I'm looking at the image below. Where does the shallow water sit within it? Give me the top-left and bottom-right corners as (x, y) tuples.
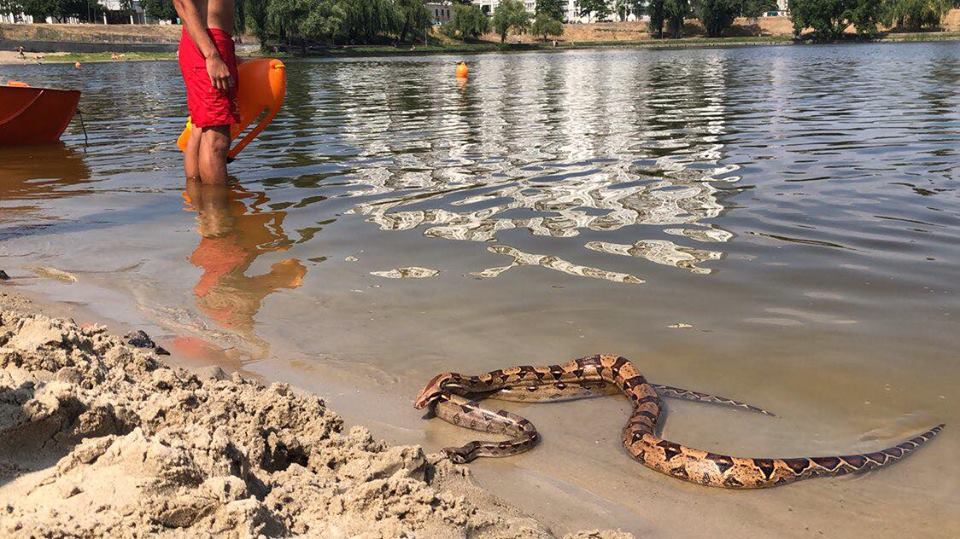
(1, 43), (959, 537)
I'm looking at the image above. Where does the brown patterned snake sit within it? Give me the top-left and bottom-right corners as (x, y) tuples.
(414, 355), (944, 489)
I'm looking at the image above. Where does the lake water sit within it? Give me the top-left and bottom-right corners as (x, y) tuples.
(1, 43), (958, 537)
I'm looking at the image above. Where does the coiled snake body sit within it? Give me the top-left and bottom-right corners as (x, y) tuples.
(414, 355), (943, 489)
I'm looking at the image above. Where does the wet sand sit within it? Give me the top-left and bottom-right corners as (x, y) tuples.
(3, 279), (955, 538)
(0, 290), (629, 538)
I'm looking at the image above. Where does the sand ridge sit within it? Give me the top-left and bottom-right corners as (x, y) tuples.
(0, 293), (632, 538)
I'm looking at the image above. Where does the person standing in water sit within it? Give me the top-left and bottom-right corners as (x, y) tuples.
(173, 0), (239, 184)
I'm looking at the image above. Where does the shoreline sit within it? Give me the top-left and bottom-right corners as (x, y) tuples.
(0, 289), (629, 538)
(3, 32), (960, 65)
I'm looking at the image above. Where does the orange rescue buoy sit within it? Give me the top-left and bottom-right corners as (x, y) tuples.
(456, 61), (468, 79)
(177, 58), (286, 159)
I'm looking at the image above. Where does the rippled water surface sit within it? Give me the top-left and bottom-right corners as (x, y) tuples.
(2, 44), (959, 537)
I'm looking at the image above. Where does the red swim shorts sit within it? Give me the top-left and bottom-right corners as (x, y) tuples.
(178, 27), (240, 128)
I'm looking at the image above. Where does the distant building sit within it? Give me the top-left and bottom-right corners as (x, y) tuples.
(469, 1), (639, 23)
(473, 1), (536, 16)
(426, 2), (454, 24)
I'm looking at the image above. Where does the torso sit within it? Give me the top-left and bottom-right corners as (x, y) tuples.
(195, 0), (235, 33)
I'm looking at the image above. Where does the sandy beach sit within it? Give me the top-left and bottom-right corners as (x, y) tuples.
(0, 290), (630, 538)
(0, 50), (65, 64)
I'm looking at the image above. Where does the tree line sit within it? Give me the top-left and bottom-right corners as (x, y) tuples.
(443, 0), (566, 42)
(447, 0), (955, 42)
(636, 0), (955, 39)
(3, 0), (957, 44)
(252, 0), (433, 46)
(1, 0), (132, 23)
(790, 0), (956, 38)
(0, 0), (434, 46)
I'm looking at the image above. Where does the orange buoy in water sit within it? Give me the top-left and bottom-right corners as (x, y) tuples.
(177, 58), (287, 159)
(74, 62), (81, 69)
(456, 61), (468, 79)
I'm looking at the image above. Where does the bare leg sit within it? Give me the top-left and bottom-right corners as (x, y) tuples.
(198, 125), (230, 185)
(184, 126), (202, 180)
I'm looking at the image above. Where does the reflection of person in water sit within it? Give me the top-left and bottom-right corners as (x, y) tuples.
(184, 179), (306, 336)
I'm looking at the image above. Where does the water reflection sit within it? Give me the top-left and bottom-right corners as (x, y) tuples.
(585, 239), (722, 274)
(475, 244), (646, 283)
(184, 180), (306, 340)
(0, 145), (92, 222)
(328, 54), (739, 282)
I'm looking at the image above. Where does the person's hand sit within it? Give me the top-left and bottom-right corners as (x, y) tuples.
(205, 53), (233, 91)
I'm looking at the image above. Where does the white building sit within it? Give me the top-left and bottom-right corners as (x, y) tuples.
(473, 1), (536, 15)
(470, 1), (639, 23)
(426, 2), (454, 24)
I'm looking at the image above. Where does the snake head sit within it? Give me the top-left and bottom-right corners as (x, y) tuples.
(442, 447), (470, 464)
(414, 372), (456, 409)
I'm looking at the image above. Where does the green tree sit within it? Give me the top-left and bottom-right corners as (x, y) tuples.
(20, 0), (96, 22)
(143, 0), (177, 21)
(19, 0), (53, 22)
(492, 0), (531, 43)
(741, 0), (778, 17)
(531, 11), (564, 39)
(578, 0), (613, 21)
(85, 0), (106, 22)
(535, 0), (566, 20)
(266, 0), (347, 49)
(614, 0), (642, 20)
(303, 0), (349, 42)
(647, 0), (667, 37)
(341, 0), (401, 43)
(117, 0), (133, 16)
(235, 0), (245, 36)
(245, 0), (270, 45)
(846, 0), (883, 34)
(791, 0), (847, 37)
(395, 0), (431, 42)
(664, 0), (689, 37)
(693, 0), (739, 36)
(884, 0), (951, 30)
(451, 3), (489, 39)
(790, 0), (882, 39)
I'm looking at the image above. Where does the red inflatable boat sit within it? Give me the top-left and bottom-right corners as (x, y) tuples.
(0, 81), (81, 145)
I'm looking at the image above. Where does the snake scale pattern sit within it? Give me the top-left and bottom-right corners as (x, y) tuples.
(414, 354), (944, 489)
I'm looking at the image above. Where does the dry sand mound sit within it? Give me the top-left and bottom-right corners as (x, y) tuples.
(0, 298), (632, 538)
